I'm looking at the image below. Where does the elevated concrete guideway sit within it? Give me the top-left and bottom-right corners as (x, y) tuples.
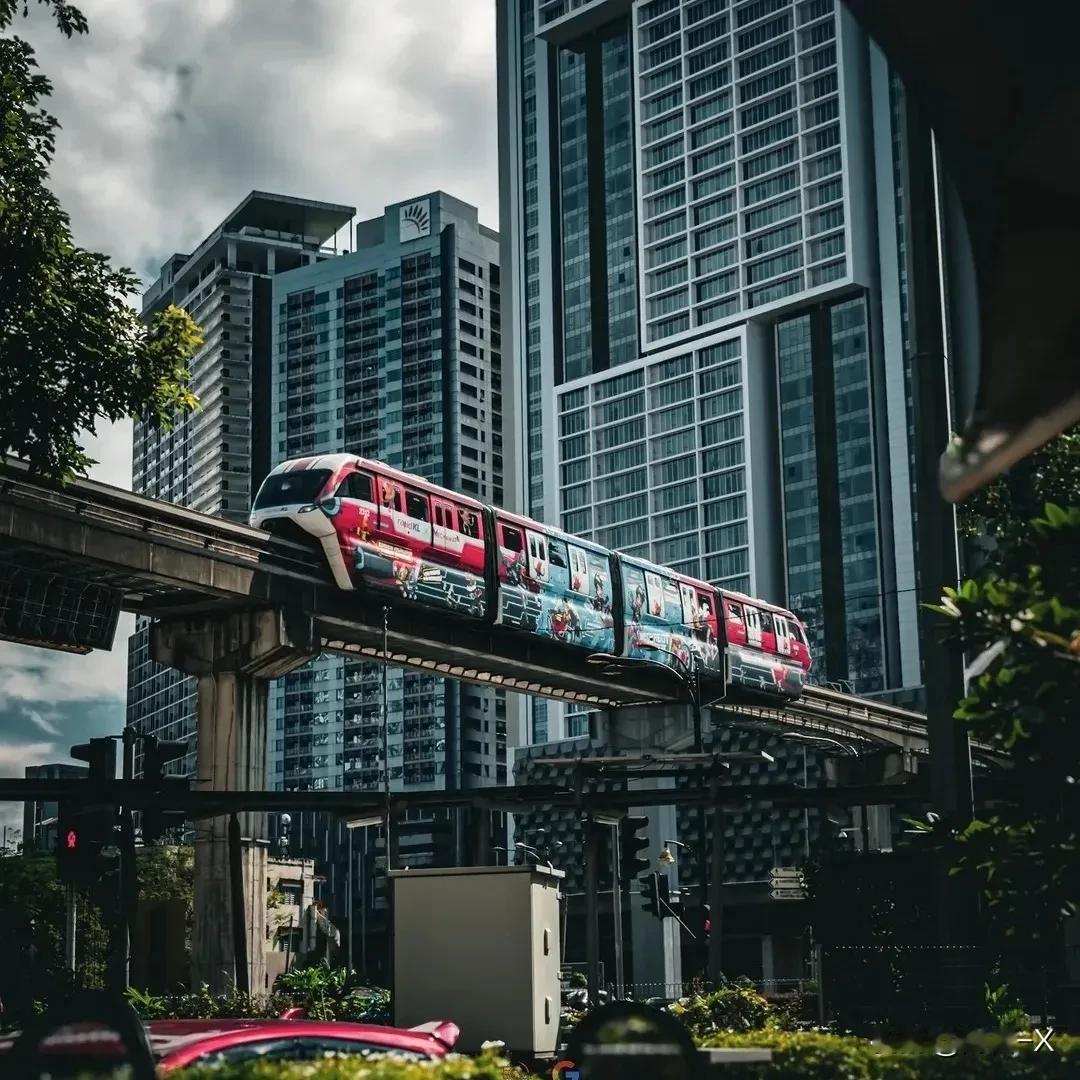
(0, 457), (984, 756)
(0, 459), (985, 990)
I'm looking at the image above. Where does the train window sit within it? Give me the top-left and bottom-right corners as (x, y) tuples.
(406, 492), (428, 522)
(377, 477), (402, 513)
(569, 547), (589, 591)
(548, 539), (568, 570)
(663, 579), (683, 624)
(339, 472), (372, 500)
(645, 572), (665, 618)
(694, 593), (714, 641)
(760, 611), (775, 633)
(501, 524), (523, 552)
(433, 505), (444, 527)
(726, 601), (743, 621)
(459, 508), (480, 539)
(680, 583), (697, 625)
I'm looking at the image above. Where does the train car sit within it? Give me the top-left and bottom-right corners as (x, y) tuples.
(719, 589), (812, 698)
(617, 553), (722, 678)
(251, 455), (488, 618)
(491, 509), (616, 653)
(251, 455), (814, 701)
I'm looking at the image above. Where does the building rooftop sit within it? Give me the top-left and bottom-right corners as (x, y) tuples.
(223, 191), (355, 246)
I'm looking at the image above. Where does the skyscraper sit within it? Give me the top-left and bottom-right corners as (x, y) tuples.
(498, 0), (922, 740)
(127, 192), (355, 771)
(268, 192), (507, 804)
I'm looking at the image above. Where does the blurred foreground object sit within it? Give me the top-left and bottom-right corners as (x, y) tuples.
(845, 0), (1080, 501)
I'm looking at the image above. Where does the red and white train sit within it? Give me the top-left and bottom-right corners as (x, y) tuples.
(251, 454), (813, 699)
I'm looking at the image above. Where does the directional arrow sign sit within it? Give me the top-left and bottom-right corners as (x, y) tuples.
(769, 867), (804, 880)
(770, 887), (806, 901)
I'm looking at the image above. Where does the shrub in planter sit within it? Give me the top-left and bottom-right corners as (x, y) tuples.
(167, 1049), (519, 1080)
(668, 986), (772, 1037)
(699, 1029), (1080, 1079)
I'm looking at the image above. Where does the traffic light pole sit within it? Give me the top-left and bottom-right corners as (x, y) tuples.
(609, 822), (624, 998)
(707, 779), (725, 986)
(65, 884), (77, 974)
(228, 813), (249, 994)
(584, 818), (601, 1007)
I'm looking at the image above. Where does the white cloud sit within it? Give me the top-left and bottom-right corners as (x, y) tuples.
(24, 708), (62, 737)
(1, 0), (498, 754)
(0, 613), (134, 707)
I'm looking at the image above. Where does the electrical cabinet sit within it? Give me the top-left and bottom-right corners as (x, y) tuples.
(391, 865), (564, 1054)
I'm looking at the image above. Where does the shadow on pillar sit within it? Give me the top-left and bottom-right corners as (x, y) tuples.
(152, 608), (315, 993)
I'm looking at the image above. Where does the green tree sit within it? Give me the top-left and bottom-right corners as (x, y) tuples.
(0, 854), (109, 1025)
(924, 433), (1080, 994)
(958, 427), (1080, 560)
(0, 0), (200, 482)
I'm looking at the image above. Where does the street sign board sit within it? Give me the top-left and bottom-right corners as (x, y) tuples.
(770, 887), (806, 901)
(769, 867), (803, 880)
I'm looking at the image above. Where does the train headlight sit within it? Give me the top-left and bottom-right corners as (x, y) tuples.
(297, 504), (319, 513)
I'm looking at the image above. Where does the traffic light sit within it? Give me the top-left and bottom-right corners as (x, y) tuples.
(641, 871), (660, 918)
(140, 735), (188, 844)
(142, 735), (188, 782)
(70, 737), (116, 780)
(640, 872), (676, 920)
(56, 738), (119, 887)
(55, 800), (117, 887)
(619, 815), (650, 885)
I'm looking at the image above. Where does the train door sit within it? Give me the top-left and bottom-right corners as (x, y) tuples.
(744, 605), (762, 648)
(455, 503), (486, 577)
(644, 572), (665, 619)
(374, 474), (403, 531)
(569, 546), (589, 596)
(527, 530), (550, 584)
(723, 596), (747, 648)
(773, 613), (793, 657)
(759, 609), (777, 653)
(680, 583), (697, 633)
(430, 496), (460, 566)
(497, 520), (527, 586)
(401, 488), (433, 556)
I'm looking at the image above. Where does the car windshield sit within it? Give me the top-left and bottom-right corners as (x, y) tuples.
(253, 469), (332, 509)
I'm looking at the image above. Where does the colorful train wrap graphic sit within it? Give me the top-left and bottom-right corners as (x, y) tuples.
(251, 454), (813, 700)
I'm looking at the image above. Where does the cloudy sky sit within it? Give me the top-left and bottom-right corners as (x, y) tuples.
(0, 0), (500, 833)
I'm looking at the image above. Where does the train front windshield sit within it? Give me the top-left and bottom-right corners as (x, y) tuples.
(253, 469), (332, 510)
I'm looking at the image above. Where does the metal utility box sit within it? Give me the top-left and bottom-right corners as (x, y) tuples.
(391, 865), (564, 1055)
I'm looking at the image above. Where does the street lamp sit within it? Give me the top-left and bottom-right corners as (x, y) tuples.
(658, 839), (689, 866)
(345, 813), (383, 975)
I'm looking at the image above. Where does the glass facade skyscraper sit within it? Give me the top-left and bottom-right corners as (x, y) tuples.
(127, 193), (355, 770)
(498, 0), (925, 737)
(268, 193), (506, 798)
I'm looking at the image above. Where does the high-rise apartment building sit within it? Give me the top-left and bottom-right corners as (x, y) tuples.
(127, 192), (355, 770)
(267, 192), (507, 802)
(498, 0), (922, 740)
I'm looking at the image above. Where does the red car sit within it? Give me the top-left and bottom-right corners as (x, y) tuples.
(0, 1016), (460, 1073)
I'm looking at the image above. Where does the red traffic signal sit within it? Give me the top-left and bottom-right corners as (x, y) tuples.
(65, 829), (78, 850)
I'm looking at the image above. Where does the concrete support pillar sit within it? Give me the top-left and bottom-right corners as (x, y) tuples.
(153, 609), (315, 993)
(628, 778), (682, 998)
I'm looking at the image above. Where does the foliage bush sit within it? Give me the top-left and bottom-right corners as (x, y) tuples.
(700, 1029), (1080, 1078)
(78, 1051), (516, 1080)
(124, 964), (392, 1025)
(667, 986), (773, 1037)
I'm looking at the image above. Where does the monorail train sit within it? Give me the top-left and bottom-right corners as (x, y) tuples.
(251, 454), (813, 699)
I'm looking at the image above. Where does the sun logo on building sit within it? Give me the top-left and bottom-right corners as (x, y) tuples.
(400, 199), (431, 240)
